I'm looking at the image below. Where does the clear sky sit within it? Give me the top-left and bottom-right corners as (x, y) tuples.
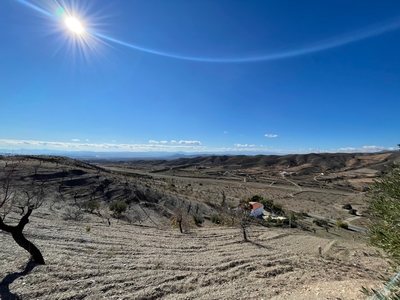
(0, 0), (399, 154)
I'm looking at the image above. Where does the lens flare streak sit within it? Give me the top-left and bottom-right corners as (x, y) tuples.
(15, 0), (400, 63)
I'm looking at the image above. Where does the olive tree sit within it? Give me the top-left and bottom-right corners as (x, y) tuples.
(0, 162), (45, 265)
(368, 165), (400, 264)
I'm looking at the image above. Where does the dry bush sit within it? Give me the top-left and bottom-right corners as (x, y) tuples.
(171, 207), (193, 233)
(63, 206), (84, 221)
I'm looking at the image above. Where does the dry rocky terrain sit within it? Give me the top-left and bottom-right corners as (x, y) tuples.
(0, 154), (397, 299)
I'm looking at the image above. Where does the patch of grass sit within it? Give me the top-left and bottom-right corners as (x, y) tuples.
(109, 200), (128, 218)
(336, 219), (349, 229)
(192, 214), (204, 226)
(313, 218), (329, 227)
(210, 213), (223, 225)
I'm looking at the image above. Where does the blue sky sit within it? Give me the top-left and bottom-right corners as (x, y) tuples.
(0, 0), (399, 154)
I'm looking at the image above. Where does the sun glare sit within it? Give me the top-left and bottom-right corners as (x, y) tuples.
(64, 16), (85, 35)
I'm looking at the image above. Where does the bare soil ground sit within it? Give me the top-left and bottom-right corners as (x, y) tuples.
(0, 154), (396, 299)
(0, 210), (390, 300)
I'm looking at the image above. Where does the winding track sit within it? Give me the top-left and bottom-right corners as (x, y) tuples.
(102, 166), (355, 196)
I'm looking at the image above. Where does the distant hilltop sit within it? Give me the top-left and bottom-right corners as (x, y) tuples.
(117, 151), (400, 175)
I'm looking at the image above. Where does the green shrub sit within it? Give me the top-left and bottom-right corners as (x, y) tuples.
(83, 199), (100, 213)
(109, 200), (128, 218)
(211, 213), (223, 225)
(193, 214), (204, 226)
(336, 220), (349, 229)
(368, 165), (400, 264)
(342, 203), (352, 210)
(313, 218), (329, 227)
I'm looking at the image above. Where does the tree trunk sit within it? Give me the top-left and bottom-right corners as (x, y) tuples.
(11, 230), (45, 265)
(241, 224), (248, 242)
(178, 220), (183, 233)
(0, 208), (45, 265)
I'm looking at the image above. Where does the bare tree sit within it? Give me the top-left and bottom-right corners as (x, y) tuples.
(221, 200), (252, 242)
(234, 207), (251, 242)
(171, 204), (193, 234)
(0, 162), (46, 265)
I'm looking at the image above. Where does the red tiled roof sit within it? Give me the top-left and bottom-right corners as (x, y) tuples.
(250, 202), (263, 210)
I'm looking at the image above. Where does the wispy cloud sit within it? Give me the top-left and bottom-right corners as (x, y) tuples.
(338, 145), (395, 153)
(0, 139), (395, 155)
(178, 140), (202, 145)
(0, 139), (204, 153)
(234, 143), (256, 148)
(71, 138), (80, 142)
(265, 133), (278, 138)
(149, 139), (202, 146)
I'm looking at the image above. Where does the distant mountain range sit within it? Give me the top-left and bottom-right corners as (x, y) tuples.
(0, 149), (203, 160)
(118, 151), (400, 174)
(1, 149), (399, 166)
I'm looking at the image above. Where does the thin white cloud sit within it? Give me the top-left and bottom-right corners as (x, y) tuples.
(71, 139), (80, 142)
(0, 139), (204, 153)
(337, 147), (357, 152)
(234, 143), (256, 148)
(337, 145), (394, 153)
(178, 140), (202, 145)
(362, 145), (385, 151)
(0, 139), (395, 155)
(265, 133), (278, 138)
(149, 139), (202, 146)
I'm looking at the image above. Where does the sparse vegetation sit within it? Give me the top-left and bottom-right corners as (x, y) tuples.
(1, 154), (398, 298)
(336, 219), (349, 229)
(192, 213), (204, 226)
(313, 218), (329, 227)
(171, 207), (192, 233)
(368, 165), (400, 263)
(342, 203), (353, 210)
(210, 213), (223, 225)
(63, 206), (84, 221)
(109, 200), (128, 218)
(82, 199), (101, 214)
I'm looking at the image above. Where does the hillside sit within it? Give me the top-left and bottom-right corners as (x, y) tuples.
(105, 151), (400, 192)
(116, 151), (400, 173)
(0, 155), (394, 299)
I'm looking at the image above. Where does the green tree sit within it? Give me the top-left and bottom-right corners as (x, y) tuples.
(368, 165), (400, 263)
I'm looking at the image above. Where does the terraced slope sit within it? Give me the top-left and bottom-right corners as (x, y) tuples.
(0, 211), (388, 300)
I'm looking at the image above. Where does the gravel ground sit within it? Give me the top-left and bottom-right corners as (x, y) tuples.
(0, 210), (390, 300)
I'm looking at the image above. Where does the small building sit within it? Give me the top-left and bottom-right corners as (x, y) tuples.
(249, 202), (264, 218)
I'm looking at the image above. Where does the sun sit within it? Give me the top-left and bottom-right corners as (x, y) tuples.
(64, 16), (85, 35)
